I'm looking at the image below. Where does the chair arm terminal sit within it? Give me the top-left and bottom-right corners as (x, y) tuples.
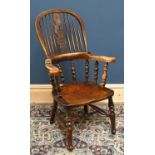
(45, 59), (60, 76)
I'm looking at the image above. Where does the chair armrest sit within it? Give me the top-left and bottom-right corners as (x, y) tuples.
(87, 53), (116, 87)
(50, 52), (116, 63)
(88, 54), (116, 63)
(45, 59), (60, 76)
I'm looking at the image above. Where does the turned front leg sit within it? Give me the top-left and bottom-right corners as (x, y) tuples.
(65, 109), (73, 151)
(108, 96), (116, 134)
(50, 101), (57, 124)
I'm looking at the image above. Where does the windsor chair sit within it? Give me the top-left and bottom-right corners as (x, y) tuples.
(35, 8), (116, 151)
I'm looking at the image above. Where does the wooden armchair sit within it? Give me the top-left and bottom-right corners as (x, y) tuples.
(35, 8), (116, 151)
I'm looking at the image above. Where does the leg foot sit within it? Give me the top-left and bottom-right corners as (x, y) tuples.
(66, 110), (73, 151)
(50, 101), (57, 124)
(108, 97), (116, 134)
(84, 105), (89, 119)
(84, 105), (88, 114)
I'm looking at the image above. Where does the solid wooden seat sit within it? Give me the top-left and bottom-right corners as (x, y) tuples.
(60, 82), (113, 106)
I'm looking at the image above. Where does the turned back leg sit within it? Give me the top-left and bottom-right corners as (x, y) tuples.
(108, 96), (116, 134)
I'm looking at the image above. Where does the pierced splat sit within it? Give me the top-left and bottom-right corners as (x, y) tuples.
(53, 14), (66, 52)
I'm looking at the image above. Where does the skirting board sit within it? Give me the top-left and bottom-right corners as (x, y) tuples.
(30, 84), (124, 104)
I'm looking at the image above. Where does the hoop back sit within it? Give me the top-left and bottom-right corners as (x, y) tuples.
(35, 9), (88, 58)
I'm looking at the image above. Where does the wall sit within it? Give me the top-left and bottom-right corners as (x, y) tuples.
(30, 0), (124, 84)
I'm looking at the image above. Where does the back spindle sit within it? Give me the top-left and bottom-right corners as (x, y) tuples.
(63, 14), (72, 51)
(67, 15), (76, 51)
(72, 20), (80, 51)
(102, 62), (109, 87)
(85, 60), (89, 82)
(94, 61), (99, 83)
(71, 61), (76, 81)
(45, 15), (54, 55)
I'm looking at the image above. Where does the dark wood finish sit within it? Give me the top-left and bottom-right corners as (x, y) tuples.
(85, 60), (89, 82)
(89, 104), (109, 116)
(35, 8), (117, 151)
(84, 105), (88, 114)
(50, 52), (116, 63)
(50, 100), (57, 124)
(71, 62), (76, 81)
(108, 96), (116, 134)
(65, 109), (73, 151)
(35, 9), (88, 57)
(50, 75), (60, 95)
(51, 52), (89, 63)
(94, 61), (99, 83)
(50, 76), (57, 95)
(55, 114), (66, 129)
(57, 64), (65, 83)
(55, 76), (61, 93)
(60, 82), (114, 107)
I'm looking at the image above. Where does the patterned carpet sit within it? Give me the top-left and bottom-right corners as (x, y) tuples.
(30, 103), (124, 155)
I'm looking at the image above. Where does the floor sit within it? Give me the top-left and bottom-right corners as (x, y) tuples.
(30, 103), (124, 155)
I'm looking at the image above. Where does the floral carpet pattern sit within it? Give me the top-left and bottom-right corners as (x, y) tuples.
(30, 103), (124, 155)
